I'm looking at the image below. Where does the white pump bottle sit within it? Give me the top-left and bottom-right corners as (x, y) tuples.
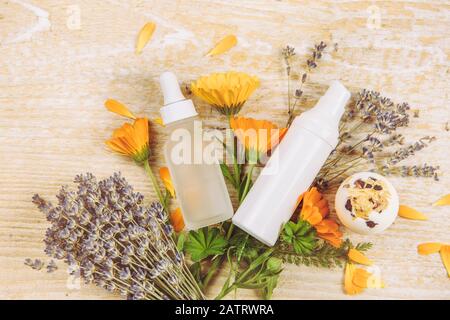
(232, 81), (351, 246)
(160, 72), (234, 230)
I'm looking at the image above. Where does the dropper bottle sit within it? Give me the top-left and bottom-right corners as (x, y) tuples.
(160, 72), (234, 230)
(232, 81), (351, 246)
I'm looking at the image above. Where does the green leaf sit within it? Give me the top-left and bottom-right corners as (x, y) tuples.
(176, 232), (187, 252)
(262, 274), (280, 300)
(229, 230), (251, 262)
(282, 220), (316, 255)
(220, 163), (236, 187)
(185, 227), (228, 262)
(189, 262), (203, 284)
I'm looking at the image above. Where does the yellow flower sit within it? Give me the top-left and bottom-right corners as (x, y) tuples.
(191, 72), (260, 116)
(298, 187), (343, 248)
(230, 116), (287, 163)
(170, 208), (185, 233)
(105, 118), (150, 164)
(159, 167), (175, 197)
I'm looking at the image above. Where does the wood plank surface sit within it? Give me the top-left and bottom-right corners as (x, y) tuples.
(0, 0), (449, 299)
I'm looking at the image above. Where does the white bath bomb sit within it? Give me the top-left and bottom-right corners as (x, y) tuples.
(335, 172), (399, 234)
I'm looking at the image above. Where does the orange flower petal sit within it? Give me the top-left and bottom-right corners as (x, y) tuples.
(440, 245), (450, 277)
(344, 263), (365, 295)
(136, 22), (156, 54)
(319, 233), (343, 248)
(352, 268), (371, 288)
(170, 208), (185, 232)
(433, 194), (450, 206)
(105, 139), (129, 155)
(417, 242), (442, 255)
(348, 248), (373, 266)
(398, 205), (428, 220)
(206, 35), (237, 56)
(159, 167), (175, 198)
(105, 99), (136, 119)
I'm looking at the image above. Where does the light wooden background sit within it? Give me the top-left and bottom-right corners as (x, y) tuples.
(0, 0), (449, 300)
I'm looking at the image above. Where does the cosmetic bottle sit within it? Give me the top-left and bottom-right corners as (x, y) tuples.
(232, 81), (351, 246)
(160, 72), (233, 230)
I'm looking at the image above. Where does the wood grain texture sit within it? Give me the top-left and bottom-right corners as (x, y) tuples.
(0, 0), (449, 300)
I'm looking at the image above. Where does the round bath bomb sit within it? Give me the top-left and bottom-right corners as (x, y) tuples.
(335, 172), (399, 234)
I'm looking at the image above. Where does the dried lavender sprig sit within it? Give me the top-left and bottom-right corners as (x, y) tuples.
(32, 172), (204, 300)
(24, 258), (44, 271)
(379, 164), (440, 181)
(284, 41), (327, 127)
(315, 90), (439, 190)
(387, 136), (436, 165)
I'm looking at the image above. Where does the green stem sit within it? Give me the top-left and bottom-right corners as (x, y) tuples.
(239, 164), (255, 203)
(143, 159), (165, 211)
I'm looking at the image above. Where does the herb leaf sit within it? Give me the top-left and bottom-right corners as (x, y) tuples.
(185, 227), (228, 262)
(282, 220), (316, 255)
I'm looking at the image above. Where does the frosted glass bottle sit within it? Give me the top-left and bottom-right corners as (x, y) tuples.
(232, 81), (351, 246)
(160, 72), (233, 230)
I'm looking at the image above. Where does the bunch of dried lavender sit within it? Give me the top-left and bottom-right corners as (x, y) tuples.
(32, 172), (204, 300)
(314, 89), (439, 190)
(283, 41), (327, 127)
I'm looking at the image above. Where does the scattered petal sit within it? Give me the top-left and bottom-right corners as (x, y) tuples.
(348, 248), (373, 265)
(440, 245), (450, 277)
(433, 194), (450, 206)
(206, 35), (237, 57)
(417, 242), (442, 255)
(105, 99), (136, 119)
(136, 22), (156, 55)
(398, 205), (428, 220)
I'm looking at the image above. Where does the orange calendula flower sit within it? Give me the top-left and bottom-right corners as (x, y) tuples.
(299, 187), (342, 248)
(105, 118), (150, 164)
(105, 99), (136, 119)
(159, 167), (175, 198)
(348, 248), (373, 266)
(230, 116), (287, 163)
(191, 72), (260, 116)
(170, 208), (185, 232)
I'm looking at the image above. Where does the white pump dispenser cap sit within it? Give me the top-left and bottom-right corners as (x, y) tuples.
(294, 80), (350, 147)
(159, 71), (198, 124)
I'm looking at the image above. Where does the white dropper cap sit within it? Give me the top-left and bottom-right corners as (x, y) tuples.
(159, 71), (198, 125)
